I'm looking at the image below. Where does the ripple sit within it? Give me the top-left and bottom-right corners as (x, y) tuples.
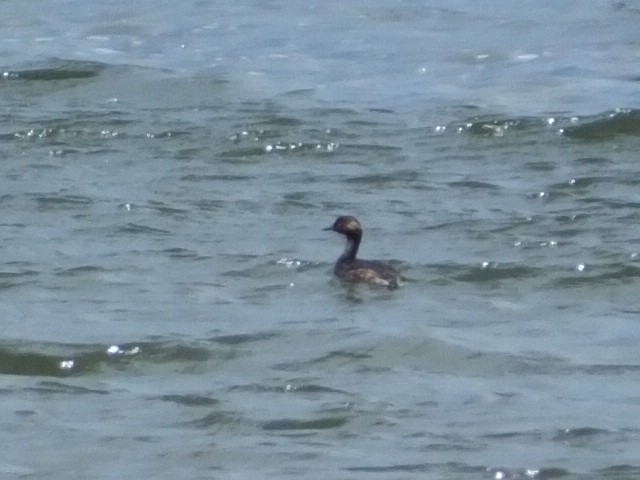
(577, 197), (640, 210)
(552, 264), (640, 287)
(341, 143), (402, 152)
(180, 174), (254, 182)
(0, 267), (39, 290)
(283, 383), (348, 394)
(2, 61), (105, 81)
(562, 109), (640, 139)
(161, 247), (205, 260)
(0, 347), (85, 377)
(553, 427), (609, 440)
(155, 394), (219, 407)
(447, 180), (501, 190)
(273, 349), (373, 372)
(227, 382), (348, 395)
(118, 223), (171, 235)
(251, 115), (302, 127)
(345, 463), (438, 473)
(218, 146), (268, 158)
(487, 466), (570, 479)
(148, 201), (189, 215)
(55, 265), (109, 277)
(574, 156), (612, 165)
(596, 465), (640, 477)
(185, 411), (240, 429)
(482, 430), (544, 441)
(344, 170), (424, 189)
(33, 193), (93, 211)
(261, 416), (349, 431)
(453, 264), (541, 283)
(578, 364), (640, 375)
(452, 115), (544, 136)
(209, 332), (279, 345)
(0, 339), (218, 377)
(24, 381), (109, 395)
(192, 199), (226, 211)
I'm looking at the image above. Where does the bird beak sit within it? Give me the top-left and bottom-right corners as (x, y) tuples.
(322, 226), (333, 231)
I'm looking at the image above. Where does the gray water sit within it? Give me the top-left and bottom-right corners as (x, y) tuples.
(2, 1), (640, 479)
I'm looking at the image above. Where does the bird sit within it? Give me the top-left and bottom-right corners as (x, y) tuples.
(324, 215), (401, 288)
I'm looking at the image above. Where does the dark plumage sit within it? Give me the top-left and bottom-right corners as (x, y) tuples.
(324, 216), (401, 288)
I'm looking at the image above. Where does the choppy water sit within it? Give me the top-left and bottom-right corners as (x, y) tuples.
(2, 1), (640, 479)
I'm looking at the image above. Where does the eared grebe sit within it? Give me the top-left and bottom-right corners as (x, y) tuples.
(324, 215), (401, 288)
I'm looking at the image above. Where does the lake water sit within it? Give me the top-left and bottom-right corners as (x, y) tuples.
(2, 1), (640, 479)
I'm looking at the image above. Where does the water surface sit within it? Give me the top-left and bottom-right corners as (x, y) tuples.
(2, 1), (640, 479)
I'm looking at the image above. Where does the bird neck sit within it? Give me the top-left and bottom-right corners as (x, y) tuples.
(339, 232), (361, 262)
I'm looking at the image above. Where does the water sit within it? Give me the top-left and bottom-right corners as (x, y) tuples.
(2, 1), (640, 478)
